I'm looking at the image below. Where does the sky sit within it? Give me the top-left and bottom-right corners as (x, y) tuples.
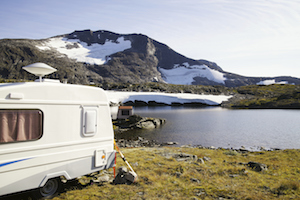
(1, 0), (300, 78)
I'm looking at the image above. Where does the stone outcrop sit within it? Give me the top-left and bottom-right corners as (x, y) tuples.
(247, 161), (268, 172)
(123, 100), (210, 107)
(113, 114), (166, 132)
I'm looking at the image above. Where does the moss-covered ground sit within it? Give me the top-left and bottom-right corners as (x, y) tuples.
(53, 147), (300, 200)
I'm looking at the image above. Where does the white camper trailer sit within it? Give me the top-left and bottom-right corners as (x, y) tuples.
(0, 63), (115, 198)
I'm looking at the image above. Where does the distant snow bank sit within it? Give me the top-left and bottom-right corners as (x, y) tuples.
(106, 91), (232, 106)
(158, 62), (226, 85)
(256, 79), (289, 85)
(36, 37), (131, 65)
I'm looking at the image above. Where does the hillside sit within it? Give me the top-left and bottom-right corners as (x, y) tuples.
(1, 29), (300, 87)
(222, 84), (300, 109)
(0, 39), (100, 84)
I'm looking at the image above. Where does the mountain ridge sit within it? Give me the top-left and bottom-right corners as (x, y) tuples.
(1, 29), (299, 87)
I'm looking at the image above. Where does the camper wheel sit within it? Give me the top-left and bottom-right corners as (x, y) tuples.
(33, 178), (62, 199)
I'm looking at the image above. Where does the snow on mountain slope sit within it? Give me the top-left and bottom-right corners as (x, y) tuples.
(106, 91), (231, 106)
(159, 62), (226, 85)
(36, 36), (131, 65)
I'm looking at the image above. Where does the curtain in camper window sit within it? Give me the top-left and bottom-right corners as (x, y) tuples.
(0, 110), (43, 143)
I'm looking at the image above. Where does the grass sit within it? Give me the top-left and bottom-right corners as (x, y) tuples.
(232, 84), (300, 108)
(53, 147), (300, 200)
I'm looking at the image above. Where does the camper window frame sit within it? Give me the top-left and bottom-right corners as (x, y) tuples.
(0, 109), (44, 144)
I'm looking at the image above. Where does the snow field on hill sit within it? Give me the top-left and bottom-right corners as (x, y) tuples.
(159, 62), (226, 85)
(36, 36), (131, 65)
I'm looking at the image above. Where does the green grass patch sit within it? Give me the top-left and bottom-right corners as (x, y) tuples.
(53, 147), (300, 200)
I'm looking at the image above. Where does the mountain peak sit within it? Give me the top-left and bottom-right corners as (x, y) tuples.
(1, 29), (300, 86)
(64, 29), (121, 45)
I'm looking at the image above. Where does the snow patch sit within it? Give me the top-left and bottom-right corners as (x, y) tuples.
(159, 62), (226, 85)
(36, 36), (131, 65)
(37, 46), (51, 50)
(106, 91), (232, 106)
(256, 79), (288, 85)
(152, 77), (158, 82)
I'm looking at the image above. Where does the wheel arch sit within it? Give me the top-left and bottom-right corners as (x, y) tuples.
(39, 171), (71, 187)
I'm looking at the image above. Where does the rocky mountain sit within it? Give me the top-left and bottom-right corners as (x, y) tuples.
(1, 29), (300, 87)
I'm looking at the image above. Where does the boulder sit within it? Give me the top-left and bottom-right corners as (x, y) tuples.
(197, 158), (205, 164)
(152, 118), (162, 127)
(112, 167), (137, 185)
(113, 114), (166, 131)
(136, 121), (156, 129)
(172, 153), (197, 162)
(128, 114), (143, 123)
(203, 156), (211, 161)
(93, 174), (110, 183)
(190, 178), (201, 183)
(247, 162), (268, 172)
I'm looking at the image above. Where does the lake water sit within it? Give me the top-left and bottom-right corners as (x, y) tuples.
(119, 107), (300, 150)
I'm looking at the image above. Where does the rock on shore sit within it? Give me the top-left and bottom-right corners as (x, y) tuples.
(113, 114), (166, 132)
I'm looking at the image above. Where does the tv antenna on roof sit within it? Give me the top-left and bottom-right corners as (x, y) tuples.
(23, 63), (57, 82)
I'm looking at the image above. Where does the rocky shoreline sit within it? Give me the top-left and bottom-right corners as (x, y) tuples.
(114, 137), (281, 152)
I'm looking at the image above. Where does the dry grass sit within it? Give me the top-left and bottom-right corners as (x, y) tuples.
(53, 147), (300, 200)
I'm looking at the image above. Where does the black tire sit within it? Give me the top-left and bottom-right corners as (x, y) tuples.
(32, 178), (62, 199)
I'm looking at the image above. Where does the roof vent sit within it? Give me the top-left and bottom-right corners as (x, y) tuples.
(23, 63), (57, 82)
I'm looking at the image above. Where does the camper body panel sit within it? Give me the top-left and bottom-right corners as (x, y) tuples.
(0, 81), (115, 196)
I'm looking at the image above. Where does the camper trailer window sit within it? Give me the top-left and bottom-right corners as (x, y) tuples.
(0, 109), (43, 143)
